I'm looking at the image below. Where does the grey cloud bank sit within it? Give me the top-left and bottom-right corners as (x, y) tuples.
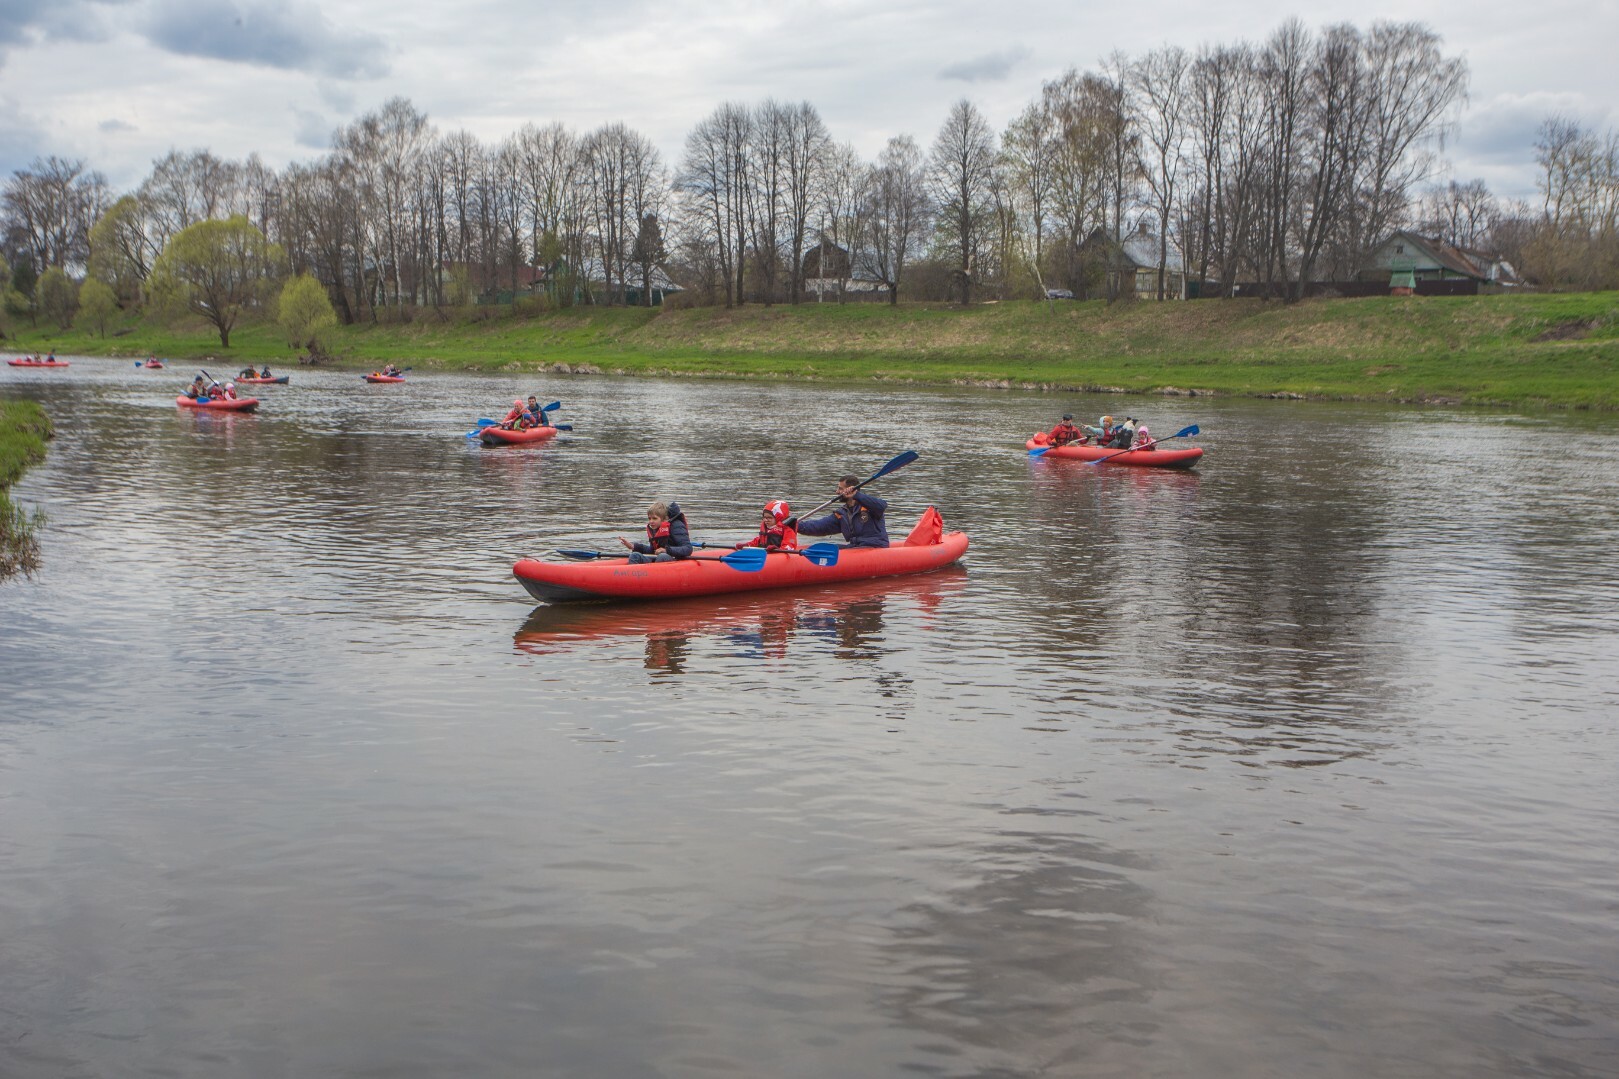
(0, 0), (1613, 203)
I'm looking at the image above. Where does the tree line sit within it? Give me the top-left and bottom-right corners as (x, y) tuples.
(3, 17), (1616, 346)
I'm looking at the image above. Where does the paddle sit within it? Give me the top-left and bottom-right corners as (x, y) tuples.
(792, 450), (919, 528)
(693, 541), (841, 567)
(1085, 424), (1200, 466)
(552, 547), (784, 572)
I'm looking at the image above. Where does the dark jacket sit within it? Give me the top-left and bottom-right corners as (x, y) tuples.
(798, 492), (889, 548)
(631, 502), (693, 558)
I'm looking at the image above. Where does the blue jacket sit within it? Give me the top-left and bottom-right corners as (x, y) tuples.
(798, 492), (889, 548)
(631, 502), (693, 558)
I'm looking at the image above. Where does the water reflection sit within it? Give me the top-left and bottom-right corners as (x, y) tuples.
(515, 568), (968, 674)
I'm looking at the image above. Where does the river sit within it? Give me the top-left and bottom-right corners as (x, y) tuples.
(2, 357), (1616, 1077)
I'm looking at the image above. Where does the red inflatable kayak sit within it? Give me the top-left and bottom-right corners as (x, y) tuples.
(238, 375), (289, 384)
(9, 358), (70, 368)
(1026, 433), (1203, 468)
(514, 514), (969, 603)
(480, 424), (559, 446)
(143, 361), (165, 369)
(364, 373), (405, 383)
(176, 395), (259, 412)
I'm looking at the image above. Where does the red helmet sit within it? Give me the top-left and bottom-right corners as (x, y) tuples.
(764, 500), (790, 524)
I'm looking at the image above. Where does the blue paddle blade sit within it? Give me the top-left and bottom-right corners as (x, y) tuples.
(541, 400), (561, 413)
(554, 549), (607, 560)
(869, 449), (919, 482)
(1028, 447), (1049, 457)
(800, 542), (840, 567)
(551, 423), (573, 431)
(1176, 424), (1200, 438)
(719, 547), (768, 572)
(477, 418), (498, 427)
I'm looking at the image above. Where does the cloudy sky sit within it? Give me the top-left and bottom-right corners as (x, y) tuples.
(1, 0), (1615, 202)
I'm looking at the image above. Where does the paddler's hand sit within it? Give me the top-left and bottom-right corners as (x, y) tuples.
(618, 536), (633, 550)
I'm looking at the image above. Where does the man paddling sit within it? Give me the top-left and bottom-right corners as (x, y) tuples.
(793, 476), (889, 549)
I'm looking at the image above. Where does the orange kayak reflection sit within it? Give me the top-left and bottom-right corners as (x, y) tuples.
(514, 566), (968, 671)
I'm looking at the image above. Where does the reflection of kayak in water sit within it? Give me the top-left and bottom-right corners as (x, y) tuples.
(514, 566), (968, 658)
(514, 512), (967, 603)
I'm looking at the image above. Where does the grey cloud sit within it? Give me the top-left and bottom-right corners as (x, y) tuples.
(939, 45), (1030, 83)
(98, 117), (136, 133)
(0, 0), (116, 57)
(143, 0), (388, 80)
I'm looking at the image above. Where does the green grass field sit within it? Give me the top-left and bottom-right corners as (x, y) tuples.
(11, 291), (1619, 409)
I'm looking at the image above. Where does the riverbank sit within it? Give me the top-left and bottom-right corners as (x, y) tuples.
(0, 397), (52, 579)
(13, 291), (1619, 409)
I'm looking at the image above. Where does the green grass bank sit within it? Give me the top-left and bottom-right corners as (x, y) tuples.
(0, 397), (53, 580)
(13, 291), (1619, 409)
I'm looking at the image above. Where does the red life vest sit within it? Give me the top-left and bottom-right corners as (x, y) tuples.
(645, 518), (673, 551)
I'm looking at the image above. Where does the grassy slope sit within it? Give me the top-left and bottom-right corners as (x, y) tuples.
(11, 291), (1619, 408)
(0, 397), (52, 579)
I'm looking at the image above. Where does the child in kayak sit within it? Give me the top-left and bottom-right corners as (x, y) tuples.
(183, 375), (207, 399)
(734, 500), (798, 551)
(619, 502), (693, 564)
(794, 477), (889, 548)
(1048, 414), (1086, 447)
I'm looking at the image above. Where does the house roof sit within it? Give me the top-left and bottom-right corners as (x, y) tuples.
(1376, 231), (1518, 283)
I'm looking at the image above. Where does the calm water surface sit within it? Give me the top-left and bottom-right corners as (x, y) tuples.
(2, 358), (1616, 1078)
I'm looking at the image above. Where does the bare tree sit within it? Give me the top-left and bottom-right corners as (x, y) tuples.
(677, 103), (753, 307)
(929, 100), (997, 305)
(1417, 178), (1496, 249)
(1352, 22), (1469, 259)
(2, 157), (107, 270)
(1131, 46), (1192, 298)
(1001, 95), (1057, 292)
(867, 136), (930, 304)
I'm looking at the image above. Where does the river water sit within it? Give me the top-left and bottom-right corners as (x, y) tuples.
(2, 358), (1616, 1078)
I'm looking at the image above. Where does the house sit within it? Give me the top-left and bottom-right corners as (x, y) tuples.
(801, 241), (894, 302)
(1076, 223), (1186, 300)
(1360, 231), (1520, 288)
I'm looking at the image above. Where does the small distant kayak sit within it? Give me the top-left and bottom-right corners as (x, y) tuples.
(513, 521), (970, 603)
(480, 424), (560, 446)
(143, 361), (166, 370)
(1026, 434), (1203, 469)
(9, 358), (70, 368)
(176, 395), (259, 412)
(364, 373), (406, 383)
(238, 375), (289, 384)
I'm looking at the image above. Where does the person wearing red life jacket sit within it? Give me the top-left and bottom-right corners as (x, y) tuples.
(1048, 413), (1086, 447)
(1131, 423), (1156, 450)
(619, 501), (693, 564)
(735, 500), (798, 551)
(500, 398), (528, 429)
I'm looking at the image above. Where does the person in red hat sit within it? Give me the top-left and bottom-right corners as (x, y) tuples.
(735, 500), (798, 551)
